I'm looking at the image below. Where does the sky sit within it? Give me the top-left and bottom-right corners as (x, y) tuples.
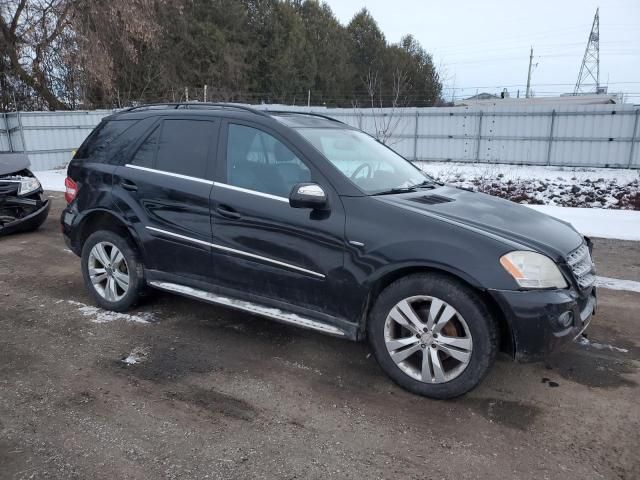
(323, 0), (640, 102)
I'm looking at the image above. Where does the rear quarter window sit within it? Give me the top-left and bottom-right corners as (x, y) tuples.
(74, 119), (136, 161)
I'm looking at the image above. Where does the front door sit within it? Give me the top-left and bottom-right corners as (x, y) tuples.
(113, 117), (219, 282)
(209, 121), (347, 319)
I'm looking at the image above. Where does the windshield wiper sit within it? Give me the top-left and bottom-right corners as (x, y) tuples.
(410, 179), (440, 189)
(372, 186), (418, 196)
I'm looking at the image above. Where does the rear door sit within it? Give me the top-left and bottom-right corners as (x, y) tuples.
(113, 116), (219, 282)
(209, 120), (348, 319)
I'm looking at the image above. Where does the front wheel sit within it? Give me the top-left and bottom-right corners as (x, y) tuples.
(368, 273), (498, 399)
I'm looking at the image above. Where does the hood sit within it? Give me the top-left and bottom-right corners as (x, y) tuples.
(378, 186), (583, 259)
(0, 153), (31, 176)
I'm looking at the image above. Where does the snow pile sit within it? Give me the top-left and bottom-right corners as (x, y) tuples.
(36, 168), (67, 192)
(67, 300), (153, 324)
(527, 205), (640, 241)
(418, 162), (640, 210)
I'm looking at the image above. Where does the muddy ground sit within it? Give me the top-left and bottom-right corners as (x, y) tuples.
(1, 194), (638, 480)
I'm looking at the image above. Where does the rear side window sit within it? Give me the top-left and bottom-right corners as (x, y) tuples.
(128, 119), (216, 178)
(75, 119), (136, 160)
(156, 120), (213, 178)
(130, 127), (159, 168)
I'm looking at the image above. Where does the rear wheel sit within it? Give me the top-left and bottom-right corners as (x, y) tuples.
(81, 230), (144, 311)
(368, 273), (498, 399)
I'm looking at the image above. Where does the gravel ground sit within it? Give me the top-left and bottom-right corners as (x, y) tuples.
(1, 194), (639, 480)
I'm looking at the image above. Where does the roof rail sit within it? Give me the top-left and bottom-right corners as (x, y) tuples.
(264, 110), (345, 125)
(122, 102), (270, 117)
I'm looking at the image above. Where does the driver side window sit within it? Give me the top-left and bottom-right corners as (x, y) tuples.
(226, 124), (311, 197)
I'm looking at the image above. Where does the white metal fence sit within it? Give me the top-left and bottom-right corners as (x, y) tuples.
(2, 104), (639, 171)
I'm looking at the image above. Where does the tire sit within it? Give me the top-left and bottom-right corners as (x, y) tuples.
(368, 273), (498, 399)
(81, 230), (145, 312)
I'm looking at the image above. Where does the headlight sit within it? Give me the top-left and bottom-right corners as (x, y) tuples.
(18, 176), (41, 196)
(500, 251), (568, 289)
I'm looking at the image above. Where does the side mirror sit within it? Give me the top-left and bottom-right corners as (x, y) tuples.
(289, 183), (328, 210)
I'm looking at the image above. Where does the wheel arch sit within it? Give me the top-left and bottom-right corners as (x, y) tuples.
(76, 209), (143, 256)
(361, 265), (515, 357)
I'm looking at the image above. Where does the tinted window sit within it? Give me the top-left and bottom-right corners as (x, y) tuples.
(227, 124), (311, 197)
(154, 119), (214, 178)
(75, 120), (136, 160)
(130, 127), (159, 168)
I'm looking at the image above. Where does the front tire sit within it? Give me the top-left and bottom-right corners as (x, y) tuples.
(368, 273), (498, 399)
(81, 230), (144, 312)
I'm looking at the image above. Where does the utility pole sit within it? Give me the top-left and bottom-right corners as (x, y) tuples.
(525, 47), (533, 98)
(307, 90), (311, 108)
(574, 8), (600, 94)
(204, 84), (207, 102)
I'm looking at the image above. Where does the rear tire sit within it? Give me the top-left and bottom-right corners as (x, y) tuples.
(368, 273), (498, 399)
(81, 230), (144, 312)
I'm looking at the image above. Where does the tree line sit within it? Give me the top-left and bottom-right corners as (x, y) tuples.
(1, 0), (443, 111)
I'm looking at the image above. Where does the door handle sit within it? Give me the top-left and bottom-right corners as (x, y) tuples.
(215, 205), (242, 220)
(121, 179), (138, 191)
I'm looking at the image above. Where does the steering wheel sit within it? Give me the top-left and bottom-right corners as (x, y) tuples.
(351, 163), (372, 180)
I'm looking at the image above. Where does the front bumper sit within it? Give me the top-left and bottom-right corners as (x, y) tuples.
(489, 286), (596, 362)
(0, 194), (50, 236)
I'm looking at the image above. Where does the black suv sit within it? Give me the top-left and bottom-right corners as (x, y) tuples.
(61, 103), (596, 399)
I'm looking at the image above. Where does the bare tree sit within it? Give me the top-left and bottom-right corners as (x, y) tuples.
(1, 0), (72, 109)
(360, 67), (411, 145)
(1, 0), (163, 110)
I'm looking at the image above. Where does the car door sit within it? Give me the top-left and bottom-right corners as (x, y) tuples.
(209, 120), (347, 319)
(113, 116), (219, 282)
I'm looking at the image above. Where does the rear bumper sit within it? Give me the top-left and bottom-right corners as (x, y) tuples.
(488, 286), (596, 362)
(60, 205), (82, 255)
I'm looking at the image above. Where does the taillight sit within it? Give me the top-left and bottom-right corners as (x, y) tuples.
(64, 177), (78, 203)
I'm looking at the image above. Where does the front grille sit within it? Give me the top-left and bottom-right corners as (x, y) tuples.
(566, 243), (596, 289)
(0, 181), (20, 196)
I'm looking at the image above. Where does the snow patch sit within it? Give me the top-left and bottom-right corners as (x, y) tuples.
(525, 205), (640, 241)
(596, 276), (640, 293)
(576, 335), (629, 353)
(67, 300), (153, 324)
(121, 347), (149, 365)
(275, 357), (322, 375)
(419, 162), (639, 210)
(35, 168), (67, 192)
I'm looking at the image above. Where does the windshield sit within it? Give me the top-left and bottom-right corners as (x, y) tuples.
(296, 128), (432, 194)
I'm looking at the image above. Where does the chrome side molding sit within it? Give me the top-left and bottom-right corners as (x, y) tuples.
(213, 182), (289, 203)
(124, 164), (214, 185)
(145, 226), (325, 279)
(148, 281), (345, 336)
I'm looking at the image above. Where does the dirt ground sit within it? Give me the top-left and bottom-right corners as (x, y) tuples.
(1, 194), (639, 480)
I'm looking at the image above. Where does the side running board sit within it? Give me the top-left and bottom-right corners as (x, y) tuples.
(148, 281), (345, 337)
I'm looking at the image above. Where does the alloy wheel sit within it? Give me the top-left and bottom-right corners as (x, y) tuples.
(383, 295), (473, 383)
(88, 241), (130, 302)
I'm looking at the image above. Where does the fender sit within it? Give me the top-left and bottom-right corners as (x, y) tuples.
(71, 207), (147, 260)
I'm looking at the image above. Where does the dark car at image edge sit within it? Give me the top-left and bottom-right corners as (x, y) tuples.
(0, 153), (50, 236)
(60, 103), (597, 399)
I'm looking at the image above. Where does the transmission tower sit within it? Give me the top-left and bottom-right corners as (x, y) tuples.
(574, 8), (600, 94)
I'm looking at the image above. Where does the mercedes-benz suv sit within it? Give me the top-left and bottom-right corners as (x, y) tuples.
(61, 103), (596, 399)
